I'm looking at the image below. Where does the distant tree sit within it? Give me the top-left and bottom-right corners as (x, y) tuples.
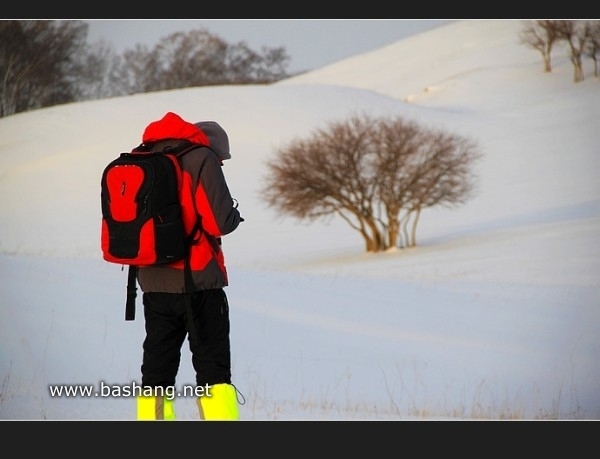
(555, 20), (592, 83)
(0, 21), (293, 117)
(586, 21), (600, 78)
(114, 28), (292, 94)
(519, 20), (563, 73)
(224, 42), (290, 84)
(74, 40), (127, 100)
(260, 114), (482, 252)
(152, 29), (229, 89)
(255, 46), (291, 82)
(0, 20), (89, 116)
(117, 44), (162, 94)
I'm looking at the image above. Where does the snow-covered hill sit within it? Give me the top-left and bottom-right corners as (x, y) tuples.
(1, 20), (598, 420)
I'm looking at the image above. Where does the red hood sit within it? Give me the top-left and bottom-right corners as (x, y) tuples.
(142, 112), (209, 145)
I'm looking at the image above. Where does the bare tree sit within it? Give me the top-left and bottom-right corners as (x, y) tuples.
(117, 44), (162, 94)
(260, 114), (482, 253)
(0, 20), (89, 116)
(255, 46), (291, 83)
(153, 29), (229, 89)
(555, 20), (592, 83)
(1, 21), (293, 115)
(223, 42), (289, 84)
(74, 40), (127, 100)
(114, 28), (291, 94)
(584, 21), (600, 78)
(519, 20), (563, 73)
(381, 124), (480, 248)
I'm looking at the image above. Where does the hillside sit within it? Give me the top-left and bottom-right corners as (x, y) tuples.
(0, 20), (598, 420)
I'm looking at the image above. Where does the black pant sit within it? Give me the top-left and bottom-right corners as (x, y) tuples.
(141, 289), (232, 388)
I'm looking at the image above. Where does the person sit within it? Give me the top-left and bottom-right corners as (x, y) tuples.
(133, 112), (244, 421)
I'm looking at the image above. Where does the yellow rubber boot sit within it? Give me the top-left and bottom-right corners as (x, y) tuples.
(137, 395), (176, 420)
(197, 384), (239, 420)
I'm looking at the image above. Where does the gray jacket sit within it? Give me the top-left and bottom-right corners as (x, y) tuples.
(138, 121), (242, 293)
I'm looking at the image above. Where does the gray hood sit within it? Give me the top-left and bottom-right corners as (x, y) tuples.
(195, 121), (231, 161)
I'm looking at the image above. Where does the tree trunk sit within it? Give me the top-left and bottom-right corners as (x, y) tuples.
(387, 214), (400, 249)
(410, 208), (421, 247)
(543, 53), (552, 72)
(573, 60), (584, 82)
(361, 225), (385, 252)
(401, 213), (411, 248)
(359, 228), (375, 252)
(367, 219), (386, 252)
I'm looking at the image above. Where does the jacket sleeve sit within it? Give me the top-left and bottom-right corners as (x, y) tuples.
(193, 148), (242, 237)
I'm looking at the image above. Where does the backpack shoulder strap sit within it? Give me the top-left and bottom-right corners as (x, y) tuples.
(125, 265), (138, 321)
(172, 143), (208, 159)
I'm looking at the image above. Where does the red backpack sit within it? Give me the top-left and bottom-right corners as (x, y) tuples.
(100, 142), (200, 319)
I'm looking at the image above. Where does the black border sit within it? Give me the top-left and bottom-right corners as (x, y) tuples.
(3, 419), (597, 454)
(4, 4), (595, 21)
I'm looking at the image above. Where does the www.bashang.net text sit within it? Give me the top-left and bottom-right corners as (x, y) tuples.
(47, 381), (212, 400)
